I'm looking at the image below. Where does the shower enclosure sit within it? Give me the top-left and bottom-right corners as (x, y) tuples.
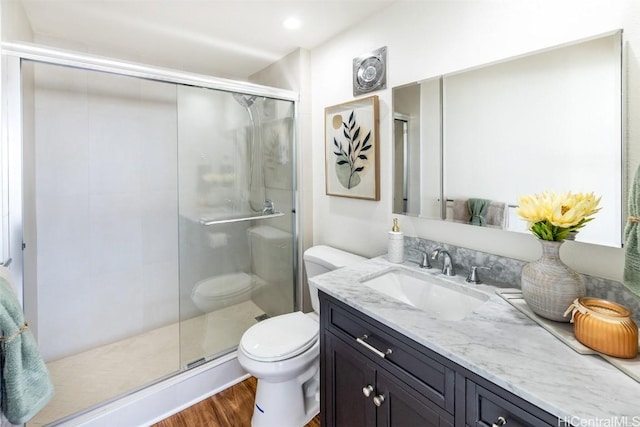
(1, 44), (297, 425)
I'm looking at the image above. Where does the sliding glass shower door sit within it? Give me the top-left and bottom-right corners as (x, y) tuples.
(12, 53), (297, 425)
(22, 60), (181, 425)
(176, 86), (296, 368)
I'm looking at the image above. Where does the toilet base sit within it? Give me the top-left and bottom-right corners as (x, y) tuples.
(251, 366), (319, 427)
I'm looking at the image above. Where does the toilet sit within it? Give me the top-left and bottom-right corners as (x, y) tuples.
(237, 245), (367, 427)
(191, 272), (254, 312)
(248, 225), (292, 284)
(191, 225), (290, 313)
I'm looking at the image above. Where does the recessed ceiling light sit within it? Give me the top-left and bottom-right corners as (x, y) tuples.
(283, 17), (302, 30)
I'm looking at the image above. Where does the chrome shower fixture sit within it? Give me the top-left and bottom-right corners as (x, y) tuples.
(232, 93), (258, 108)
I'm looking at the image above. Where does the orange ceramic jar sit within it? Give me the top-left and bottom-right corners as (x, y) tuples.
(567, 297), (638, 359)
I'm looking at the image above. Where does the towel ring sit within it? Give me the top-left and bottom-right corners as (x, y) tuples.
(0, 323), (29, 342)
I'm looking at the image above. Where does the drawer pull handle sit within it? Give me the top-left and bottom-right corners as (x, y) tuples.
(356, 335), (392, 358)
(492, 416), (507, 427)
(373, 394), (385, 407)
(362, 385), (374, 397)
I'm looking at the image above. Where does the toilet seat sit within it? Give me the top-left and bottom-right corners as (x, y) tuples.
(192, 272), (252, 299)
(240, 312), (318, 362)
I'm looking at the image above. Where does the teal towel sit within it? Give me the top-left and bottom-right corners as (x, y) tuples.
(624, 165), (640, 299)
(467, 198), (490, 226)
(0, 276), (53, 424)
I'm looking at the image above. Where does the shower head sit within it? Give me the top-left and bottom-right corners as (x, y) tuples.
(232, 93), (258, 108)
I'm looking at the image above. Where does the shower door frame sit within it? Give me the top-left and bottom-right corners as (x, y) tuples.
(1, 39), (300, 381)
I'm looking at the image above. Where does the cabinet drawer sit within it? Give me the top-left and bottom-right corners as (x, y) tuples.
(466, 379), (555, 427)
(324, 296), (455, 414)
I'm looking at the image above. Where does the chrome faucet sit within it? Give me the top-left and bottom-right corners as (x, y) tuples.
(430, 248), (455, 276)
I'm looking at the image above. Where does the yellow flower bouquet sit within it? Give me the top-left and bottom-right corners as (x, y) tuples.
(516, 191), (601, 241)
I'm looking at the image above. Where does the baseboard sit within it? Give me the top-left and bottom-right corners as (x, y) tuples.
(55, 352), (248, 427)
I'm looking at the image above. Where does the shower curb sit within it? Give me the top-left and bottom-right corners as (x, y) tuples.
(51, 353), (248, 426)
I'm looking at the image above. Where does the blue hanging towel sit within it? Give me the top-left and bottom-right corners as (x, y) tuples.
(624, 165), (640, 299)
(0, 275), (53, 424)
(467, 198), (490, 226)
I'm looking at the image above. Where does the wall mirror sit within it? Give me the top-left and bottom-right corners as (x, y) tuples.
(392, 30), (623, 248)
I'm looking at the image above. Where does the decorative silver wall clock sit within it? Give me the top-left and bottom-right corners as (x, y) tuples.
(353, 46), (387, 96)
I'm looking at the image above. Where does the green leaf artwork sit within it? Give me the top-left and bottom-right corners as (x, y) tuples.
(332, 110), (372, 189)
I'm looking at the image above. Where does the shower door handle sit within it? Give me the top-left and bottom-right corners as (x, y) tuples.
(0, 258), (12, 267)
(200, 211), (284, 226)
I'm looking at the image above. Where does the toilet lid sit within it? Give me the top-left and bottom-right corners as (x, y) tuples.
(241, 312), (318, 362)
(193, 272), (252, 299)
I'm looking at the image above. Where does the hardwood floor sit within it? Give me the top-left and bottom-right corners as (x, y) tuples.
(153, 376), (321, 427)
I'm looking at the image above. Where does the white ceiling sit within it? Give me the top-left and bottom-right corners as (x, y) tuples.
(19, 0), (396, 79)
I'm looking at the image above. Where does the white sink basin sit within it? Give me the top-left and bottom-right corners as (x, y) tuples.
(360, 268), (489, 321)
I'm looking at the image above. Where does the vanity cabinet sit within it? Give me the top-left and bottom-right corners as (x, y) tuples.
(320, 292), (558, 427)
(324, 332), (454, 426)
(463, 377), (557, 427)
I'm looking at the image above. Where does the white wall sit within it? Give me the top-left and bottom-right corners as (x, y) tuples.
(1, 0), (33, 42)
(310, 0), (640, 282)
(420, 78), (442, 219)
(0, 0), (33, 268)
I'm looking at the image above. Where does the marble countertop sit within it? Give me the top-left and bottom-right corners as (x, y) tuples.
(310, 256), (640, 424)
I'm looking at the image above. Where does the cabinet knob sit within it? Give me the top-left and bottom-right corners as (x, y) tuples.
(362, 385), (374, 397)
(373, 394), (385, 407)
(492, 416), (507, 427)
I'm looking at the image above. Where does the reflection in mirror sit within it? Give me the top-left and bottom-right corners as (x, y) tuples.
(393, 82), (422, 215)
(392, 31), (623, 248)
(393, 77), (442, 218)
(393, 115), (409, 213)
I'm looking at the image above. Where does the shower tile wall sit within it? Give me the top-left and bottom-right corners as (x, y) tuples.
(32, 63), (179, 362)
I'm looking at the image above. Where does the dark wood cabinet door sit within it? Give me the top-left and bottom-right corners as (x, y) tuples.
(323, 332), (377, 427)
(376, 369), (453, 427)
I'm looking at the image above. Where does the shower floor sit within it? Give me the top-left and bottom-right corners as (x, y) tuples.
(29, 300), (265, 426)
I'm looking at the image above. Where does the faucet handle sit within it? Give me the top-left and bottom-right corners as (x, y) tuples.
(262, 199), (275, 215)
(419, 252), (432, 269)
(466, 265), (491, 284)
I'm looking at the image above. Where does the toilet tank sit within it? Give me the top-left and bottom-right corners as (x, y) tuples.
(248, 225), (292, 283)
(303, 245), (367, 313)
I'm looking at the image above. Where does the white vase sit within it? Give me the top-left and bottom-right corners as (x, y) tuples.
(521, 239), (585, 322)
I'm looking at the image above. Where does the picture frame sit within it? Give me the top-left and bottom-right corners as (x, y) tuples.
(324, 95), (380, 200)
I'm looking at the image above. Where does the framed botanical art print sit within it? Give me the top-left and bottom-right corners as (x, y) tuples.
(324, 95), (380, 200)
